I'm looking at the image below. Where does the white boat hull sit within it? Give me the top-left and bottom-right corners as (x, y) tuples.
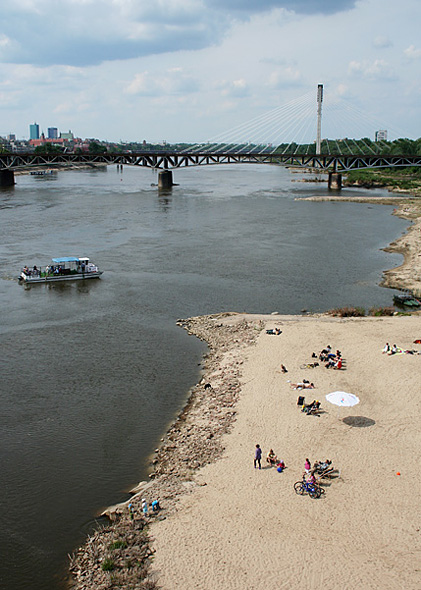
(19, 271), (103, 283)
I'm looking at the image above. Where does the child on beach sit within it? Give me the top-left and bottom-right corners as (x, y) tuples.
(304, 458), (311, 474)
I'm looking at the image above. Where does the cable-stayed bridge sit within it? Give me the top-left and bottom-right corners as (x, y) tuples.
(1, 84), (420, 188)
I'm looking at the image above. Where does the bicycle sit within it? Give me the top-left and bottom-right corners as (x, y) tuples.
(293, 478), (322, 499)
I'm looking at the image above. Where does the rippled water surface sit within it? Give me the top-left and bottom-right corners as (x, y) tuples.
(0, 164), (407, 589)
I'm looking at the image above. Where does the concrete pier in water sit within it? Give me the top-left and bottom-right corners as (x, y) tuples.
(158, 170), (173, 189)
(0, 170), (15, 187)
(328, 172), (342, 190)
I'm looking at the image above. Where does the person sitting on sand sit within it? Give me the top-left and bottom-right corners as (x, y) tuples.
(266, 449), (278, 466)
(307, 471), (317, 485)
(382, 343), (390, 354)
(277, 459), (286, 471)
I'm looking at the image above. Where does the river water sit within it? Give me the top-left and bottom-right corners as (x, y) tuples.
(0, 164), (407, 589)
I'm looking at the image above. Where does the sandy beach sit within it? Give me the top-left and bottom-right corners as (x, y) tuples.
(70, 194), (421, 590)
(149, 313), (421, 590)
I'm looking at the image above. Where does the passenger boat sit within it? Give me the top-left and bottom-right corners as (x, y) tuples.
(19, 257), (103, 283)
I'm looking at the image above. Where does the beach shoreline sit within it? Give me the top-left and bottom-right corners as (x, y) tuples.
(69, 193), (421, 589)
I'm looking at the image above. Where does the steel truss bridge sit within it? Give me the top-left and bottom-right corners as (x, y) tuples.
(1, 150), (421, 172)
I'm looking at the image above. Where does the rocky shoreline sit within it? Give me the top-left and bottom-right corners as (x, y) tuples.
(69, 314), (264, 589)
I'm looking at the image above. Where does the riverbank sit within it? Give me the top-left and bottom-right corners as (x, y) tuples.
(150, 312), (421, 590)
(69, 189), (421, 589)
(70, 310), (421, 589)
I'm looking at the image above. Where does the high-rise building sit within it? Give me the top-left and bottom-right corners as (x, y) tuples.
(29, 123), (40, 140)
(48, 127), (58, 139)
(375, 129), (387, 142)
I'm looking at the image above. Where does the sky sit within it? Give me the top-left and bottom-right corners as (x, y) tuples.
(0, 0), (420, 143)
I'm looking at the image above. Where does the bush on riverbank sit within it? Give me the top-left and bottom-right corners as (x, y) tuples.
(344, 167), (421, 194)
(327, 306), (365, 317)
(368, 306), (395, 316)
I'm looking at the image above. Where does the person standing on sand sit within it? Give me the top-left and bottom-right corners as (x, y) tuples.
(304, 458), (311, 474)
(254, 444), (262, 469)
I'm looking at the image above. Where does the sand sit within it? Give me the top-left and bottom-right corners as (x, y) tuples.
(70, 192), (421, 589)
(150, 313), (421, 590)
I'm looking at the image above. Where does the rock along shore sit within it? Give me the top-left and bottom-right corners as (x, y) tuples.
(69, 313), (264, 590)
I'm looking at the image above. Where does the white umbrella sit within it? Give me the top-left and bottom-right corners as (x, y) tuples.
(325, 391), (360, 407)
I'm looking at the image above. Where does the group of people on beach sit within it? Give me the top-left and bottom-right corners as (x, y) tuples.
(129, 498), (161, 520)
(254, 447), (329, 486)
(254, 444), (286, 472)
(313, 345), (343, 369)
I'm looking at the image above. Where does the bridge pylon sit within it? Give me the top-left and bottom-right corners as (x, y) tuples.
(316, 84), (323, 156)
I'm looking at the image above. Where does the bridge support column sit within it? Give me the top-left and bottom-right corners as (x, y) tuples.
(0, 169), (15, 188)
(158, 170), (173, 189)
(328, 172), (342, 190)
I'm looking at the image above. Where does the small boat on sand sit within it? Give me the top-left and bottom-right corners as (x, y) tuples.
(19, 257), (103, 283)
(393, 292), (420, 308)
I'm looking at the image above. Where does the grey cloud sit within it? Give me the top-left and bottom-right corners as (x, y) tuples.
(0, 0), (357, 67)
(206, 0), (357, 15)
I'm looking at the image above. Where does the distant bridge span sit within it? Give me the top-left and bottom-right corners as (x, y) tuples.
(1, 151), (421, 172)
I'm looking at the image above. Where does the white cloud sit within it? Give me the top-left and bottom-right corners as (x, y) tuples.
(348, 59), (395, 80)
(125, 68), (199, 96)
(373, 36), (392, 48)
(404, 44), (421, 59)
(219, 79), (249, 98)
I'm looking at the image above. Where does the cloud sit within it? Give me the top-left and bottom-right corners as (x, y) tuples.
(373, 36), (392, 48)
(207, 1), (356, 16)
(267, 67), (302, 88)
(218, 78), (250, 98)
(348, 59), (396, 80)
(0, 0), (358, 67)
(404, 44), (421, 59)
(125, 68), (200, 96)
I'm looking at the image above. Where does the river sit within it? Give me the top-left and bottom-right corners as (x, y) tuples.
(0, 163), (407, 589)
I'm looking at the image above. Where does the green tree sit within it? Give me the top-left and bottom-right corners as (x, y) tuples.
(34, 144), (63, 154)
(88, 141), (107, 154)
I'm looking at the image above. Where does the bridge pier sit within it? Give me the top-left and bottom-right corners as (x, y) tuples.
(328, 172), (342, 190)
(158, 170), (173, 189)
(0, 169), (15, 188)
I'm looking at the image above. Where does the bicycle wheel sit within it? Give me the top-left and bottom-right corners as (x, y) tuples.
(308, 485), (321, 499)
(294, 481), (306, 495)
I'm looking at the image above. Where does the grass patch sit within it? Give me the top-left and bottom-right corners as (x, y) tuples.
(101, 558), (116, 571)
(368, 306), (395, 316)
(109, 540), (127, 550)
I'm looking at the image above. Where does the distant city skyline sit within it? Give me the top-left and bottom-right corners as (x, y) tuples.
(1, 1), (420, 143)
